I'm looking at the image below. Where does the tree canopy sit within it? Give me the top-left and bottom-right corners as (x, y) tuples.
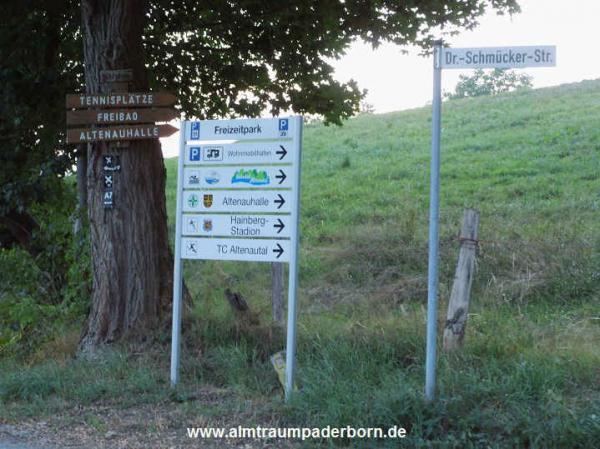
(148, 0), (520, 122)
(1, 0), (521, 350)
(1, 0), (520, 254)
(0, 1), (81, 220)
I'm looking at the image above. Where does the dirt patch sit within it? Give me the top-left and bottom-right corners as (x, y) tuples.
(0, 387), (298, 449)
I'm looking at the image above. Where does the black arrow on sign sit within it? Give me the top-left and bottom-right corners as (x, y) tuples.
(274, 218), (285, 234)
(274, 194), (285, 209)
(273, 243), (284, 259)
(276, 145), (288, 160)
(275, 169), (287, 184)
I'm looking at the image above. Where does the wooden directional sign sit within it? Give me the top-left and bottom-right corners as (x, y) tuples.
(185, 142), (292, 165)
(182, 214), (291, 238)
(181, 237), (290, 262)
(182, 190), (291, 213)
(66, 92), (176, 109)
(100, 69), (133, 84)
(66, 108), (178, 125)
(440, 45), (556, 69)
(66, 124), (178, 144)
(183, 166), (293, 189)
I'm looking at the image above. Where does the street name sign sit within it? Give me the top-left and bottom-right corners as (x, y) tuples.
(185, 142), (292, 165)
(183, 166), (293, 189)
(66, 92), (176, 109)
(182, 214), (291, 238)
(66, 124), (178, 144)
(440, 45), (556, 69)
(66, 108), (178, 125)
(171, 116), (303, 403)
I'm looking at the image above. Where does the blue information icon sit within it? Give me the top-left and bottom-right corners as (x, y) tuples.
(190, 122), (200, 140)
(189, 147), (201, 161)
(278, 119), (289, 131)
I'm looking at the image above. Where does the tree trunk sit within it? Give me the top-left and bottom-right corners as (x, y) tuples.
(74, 144), (88, 235)
(78, 0), (173, 352)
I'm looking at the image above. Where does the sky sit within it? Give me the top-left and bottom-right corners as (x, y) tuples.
(161, 0), (600, 156)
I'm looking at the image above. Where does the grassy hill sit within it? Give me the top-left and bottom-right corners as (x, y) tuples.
(159, 81), (600, 447)
(166, 79), (600, 311)
(162, 79), (600, 446)
(2, 80), (599, 447)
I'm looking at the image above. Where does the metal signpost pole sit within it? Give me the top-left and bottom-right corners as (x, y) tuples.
(285, 116), (303, 402)
(425, 40), (443, 402)
(422, 42), (555, 401)
(170, 121), (187, 386)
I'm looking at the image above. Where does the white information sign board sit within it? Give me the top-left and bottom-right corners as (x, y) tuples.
(182, 190), (291, 213)
(182, 237), (290, 262)
(182, 214), (291, 238)
(440, 45), (556, 69)
(186, 117), (295, 141)
(185, 142), (293, 165)
(171, 116), (303, 402)
(183, 166), (294, 189)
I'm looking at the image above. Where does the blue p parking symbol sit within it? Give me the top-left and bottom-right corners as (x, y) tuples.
(189, 147), (201, 162)
(190, 122), (200, 140)
(278, 119), (289, 131)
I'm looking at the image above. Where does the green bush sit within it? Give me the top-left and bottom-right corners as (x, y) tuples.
(0, 196), (90, 357)
(445, 69), (533, 99)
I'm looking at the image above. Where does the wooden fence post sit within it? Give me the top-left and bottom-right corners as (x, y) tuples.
(443, 209), (480, 351)
(271, 262), (284, 325)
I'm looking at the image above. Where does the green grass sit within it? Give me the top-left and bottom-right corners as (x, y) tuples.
(0, 350), (169, 418)
(2, 79), (600, 447)
(165, 80), (600, 311)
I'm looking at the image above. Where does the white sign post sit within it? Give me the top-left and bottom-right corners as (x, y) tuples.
(170, 116), (303, 402)
(425, 42), (556, 403)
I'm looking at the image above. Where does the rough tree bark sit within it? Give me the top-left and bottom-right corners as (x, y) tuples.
(78, 0), (173, 353)
(74, 144), (88, 235)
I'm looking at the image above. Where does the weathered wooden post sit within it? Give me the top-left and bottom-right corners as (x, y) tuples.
(271, 262), (285, 325)
(443, 209), (480, 351)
